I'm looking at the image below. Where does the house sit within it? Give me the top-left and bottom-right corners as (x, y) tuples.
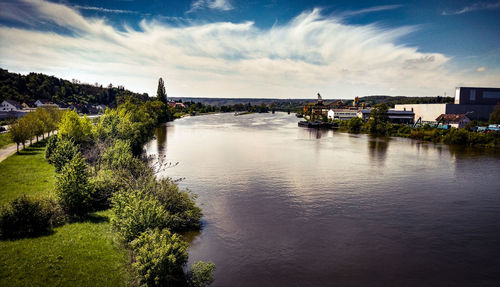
(35, 99), (59, 108)
(436, 114), (471, 129)
(1, 100), (24, 112)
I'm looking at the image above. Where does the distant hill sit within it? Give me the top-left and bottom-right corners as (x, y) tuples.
(0, 68), (148, 108)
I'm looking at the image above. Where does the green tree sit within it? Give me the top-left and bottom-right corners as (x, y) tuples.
(347, 117), (363, 133)
(366, 103), (389, 135)
(187, 261), (216, 287)
(55, 153), (93, 216)
(490, 104), (500, 124)
(131, 228), (188, 287)
(156, 77), (167, 104)
(47, 138), (79, 173)
(58, 110), (92, 144)
(9, 120), (28, 152)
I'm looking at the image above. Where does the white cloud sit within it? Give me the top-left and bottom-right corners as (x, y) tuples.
(442, 1), (500, 15)
(187, 0), (233, 13)
(477, 67), (487, 72)
(0, 1), (498, 99)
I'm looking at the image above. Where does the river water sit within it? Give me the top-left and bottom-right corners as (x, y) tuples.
(145, 112), (500, 286)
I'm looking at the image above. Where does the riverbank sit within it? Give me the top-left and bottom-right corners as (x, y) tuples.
(0, 141), (133, 286)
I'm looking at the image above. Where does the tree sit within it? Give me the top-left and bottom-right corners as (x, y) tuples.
(55, 152), (93, 216)
(490, 104), (500, 124)
(131, 228), (188, 286)
(58, 110), (92, 144)
(156, 77), (167, 104)
(347, 117), (364, 133)
(9, 121), (28, 153)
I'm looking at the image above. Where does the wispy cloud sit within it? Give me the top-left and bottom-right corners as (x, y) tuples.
(0, 0), (497, 98)
(73, 5), (138, 14)
(341, 4), (402, 17)
(187, 0), (233, 13)
(442, 1), (500, 15)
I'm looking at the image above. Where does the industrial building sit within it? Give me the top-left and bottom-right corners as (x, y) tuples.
(395, 87), (499, 122)
(357, 109), (415, 124)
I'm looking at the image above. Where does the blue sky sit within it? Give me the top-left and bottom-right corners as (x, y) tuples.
(0, 0), (499, 98)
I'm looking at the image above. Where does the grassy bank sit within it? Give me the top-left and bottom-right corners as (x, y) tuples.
(0, 132), (13, 149)
(0, 141), (132, 286)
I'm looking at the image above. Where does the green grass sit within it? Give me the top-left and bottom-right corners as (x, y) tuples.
(0, 132), (13, 149)
(0, 141), (133, 286)
(0, 143), (55, 203)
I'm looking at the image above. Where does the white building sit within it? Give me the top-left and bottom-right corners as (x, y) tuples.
(0, 100), (24, 112)
(327, 109), (359, 120)
(35, 99), (59, 108)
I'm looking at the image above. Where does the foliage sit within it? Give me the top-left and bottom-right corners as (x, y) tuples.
(58, 110), (92, 144)
(101, 139), (135, 170)
(131, 228), (188, 287)
(55, 153), (93, 216)
(151, 178), (203, 232)
(187, 261), (216, 287)
(111, 188), (168, 242)
(89, 169), (126, 211)
(156, 78), (167, 104)
(490, 104), (500, 124)
(347, 117), (364, 133)
(0, 195), (64, 238)
(0, 68), (147, 108)
(47, 137), (79, 173)
(0, 132), (13, 149)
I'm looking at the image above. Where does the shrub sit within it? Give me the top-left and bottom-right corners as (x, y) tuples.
(347, 117), (363, 133)
(187, 261), (216, 287)
(58, 110), (92, 144)
(152, 179), (203, 232)
(111, 189), (168, 242)
(131, 228), (188, 287)
(101, 139), (135, 170)
(47, 138), (79, 173)
(0, 196), (52, 237)
(45, 135), (58, 160)
(55, 153), (93, 216)
(90, 169), (126, 210)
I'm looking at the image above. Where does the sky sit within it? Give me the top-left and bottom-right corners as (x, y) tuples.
(0, 0), (499, 99)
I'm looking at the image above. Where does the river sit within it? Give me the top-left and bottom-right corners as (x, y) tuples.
(145, 112), (500, 286)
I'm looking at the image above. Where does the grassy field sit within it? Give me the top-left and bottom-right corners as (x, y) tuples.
(0, 132), (13, 149)
(0, 141), (133, 286)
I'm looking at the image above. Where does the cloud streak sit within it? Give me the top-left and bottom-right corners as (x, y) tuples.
(73, 5), (138, 14)
(341, 4), (402, 17)
(187, 0), (233, 13)
(442, 1), (500, 15)
(0, 0), (497, 99)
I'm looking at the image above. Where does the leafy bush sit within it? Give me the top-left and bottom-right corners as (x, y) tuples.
(152, 179), (203, 232)
(47, 137), (79, 173)
(111, 189), (168, 242)
(0, 196), (53, 237)
(131, 228), (188, 287)
(101, 139), (135, 170)
(187, 261), (216, 287)
(347, 117), (363, 133)
(90, 169), (126, 210)
(44, 135), (58, 160)
(55, 153), (93, 216)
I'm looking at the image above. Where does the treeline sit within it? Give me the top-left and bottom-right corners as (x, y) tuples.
(0, 68), (148, 108)
(338, 104), (500, 147)
(9, 107), (62, 152)
(1, 100), (215, 286)
(349, 95), (454, 108)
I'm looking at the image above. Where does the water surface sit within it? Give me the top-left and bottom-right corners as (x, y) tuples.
(145, 112), (500, 286)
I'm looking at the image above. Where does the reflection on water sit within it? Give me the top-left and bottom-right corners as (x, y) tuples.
(145, 113), (500, 287)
